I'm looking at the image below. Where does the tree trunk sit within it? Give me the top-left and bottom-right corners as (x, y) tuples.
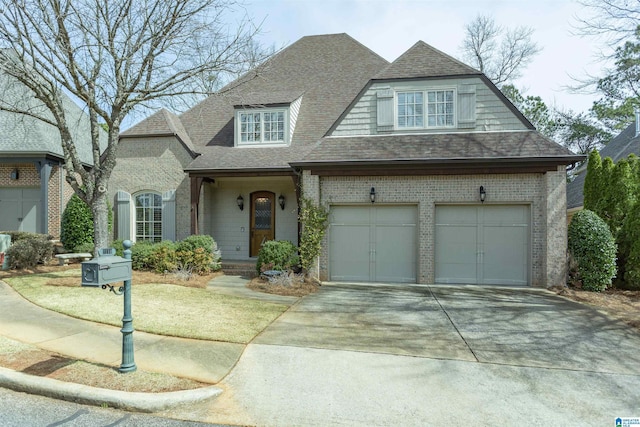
(92, 191), (110, 256)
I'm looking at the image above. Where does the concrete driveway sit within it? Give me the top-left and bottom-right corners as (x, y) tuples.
(164, 283), (640, 426)
(255, 283), (640, 375)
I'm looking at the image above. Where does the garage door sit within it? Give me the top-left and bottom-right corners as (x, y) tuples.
(0, 188), (40, 232)
(329, 206), (417, 283)
(435, 205), (529, 286)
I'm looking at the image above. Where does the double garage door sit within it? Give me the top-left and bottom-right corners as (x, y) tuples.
(0, 188), (40, 232)
(435, 205), (530, 286)
(329, 206), (417, 283)
(328, 204), (530, 285)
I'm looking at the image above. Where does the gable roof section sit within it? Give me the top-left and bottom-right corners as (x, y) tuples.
(374, 41), (480, 80)
(293, 131), (582, 171)
(121, 108), (197, 157)
(0, 69), (103, 165)
(180, 33), (389, 152)
(567, 119), (640, 209)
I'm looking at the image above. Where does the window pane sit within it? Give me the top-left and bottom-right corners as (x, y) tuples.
(254, 197), (272, 229)
(397, 91), (423, 128)
(426, 90), (454, 128)
(135, 192), (162, 242)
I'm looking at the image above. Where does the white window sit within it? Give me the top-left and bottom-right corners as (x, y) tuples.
(396, 89), (455, 129)
(135, 192), (162, 243)
(237, 109), (287, 146)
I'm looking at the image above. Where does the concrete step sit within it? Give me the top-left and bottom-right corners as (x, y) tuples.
(221, 261), (258, 279)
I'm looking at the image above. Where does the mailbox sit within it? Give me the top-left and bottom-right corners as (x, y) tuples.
(81, 248), (132, 287)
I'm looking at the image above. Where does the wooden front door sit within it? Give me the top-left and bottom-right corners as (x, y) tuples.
(250, 191), (275, 257)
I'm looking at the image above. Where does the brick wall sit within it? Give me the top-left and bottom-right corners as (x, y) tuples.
(109, 135), (194, 241)
(312, 172), (567, 287)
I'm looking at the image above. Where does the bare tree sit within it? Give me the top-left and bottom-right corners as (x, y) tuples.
(461, 15), (541, 86)
(0, 0), (269, 251)
(575, 0), (640, 45)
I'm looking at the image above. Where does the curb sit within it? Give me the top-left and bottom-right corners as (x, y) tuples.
(0, 366), (222, 413)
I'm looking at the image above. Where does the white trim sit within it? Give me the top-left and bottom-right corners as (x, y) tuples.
(235, 108), (290, 147)
(324, 129), (534, 138)
(394, 87), (457, 131)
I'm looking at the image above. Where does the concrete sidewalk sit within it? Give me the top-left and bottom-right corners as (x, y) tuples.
(0, 274), (289, 411)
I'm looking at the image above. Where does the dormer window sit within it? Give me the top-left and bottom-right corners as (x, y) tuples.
(396, 89), (455, 129)
(236, 108), (289, 146)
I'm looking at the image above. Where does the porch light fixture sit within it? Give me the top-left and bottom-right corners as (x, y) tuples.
(236, 194), (244, 211)
(278, 194), (285, 210)
(479, 186), (486, 203)
(370, 187), (376, 203)
(10, 168), (18, 180)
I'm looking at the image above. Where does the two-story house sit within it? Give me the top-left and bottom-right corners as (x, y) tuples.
(111, 33), (582, 287)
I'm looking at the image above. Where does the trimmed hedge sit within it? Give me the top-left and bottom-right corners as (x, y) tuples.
(60, 194), (94, 252)
(256, 240), (299, 273)
(568, 210), (617, 292)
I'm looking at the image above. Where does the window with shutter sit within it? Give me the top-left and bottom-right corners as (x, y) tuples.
(457, 84), (476, 129)
(376, 88), (394, 128)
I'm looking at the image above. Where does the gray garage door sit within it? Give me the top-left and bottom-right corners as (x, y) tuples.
(0, 188), (40, 232)
(435, 205), (529, 286)
(329, 205), (417, 283)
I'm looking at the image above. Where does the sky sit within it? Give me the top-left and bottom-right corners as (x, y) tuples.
(234, 0), (607, 114)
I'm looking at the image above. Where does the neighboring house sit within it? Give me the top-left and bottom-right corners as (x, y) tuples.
(566, 114), (640, 222)
(112, 33), (582, 287)
(0, 66), (100, 237)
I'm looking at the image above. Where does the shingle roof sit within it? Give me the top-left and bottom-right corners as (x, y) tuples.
(0, 70), (102, 165)
(295, 131), (580, 165)
(374, 41), (480, 80)
(121, 108), (196, 155)
(566, 120), (640, 209)
(179, 33), (389, 153)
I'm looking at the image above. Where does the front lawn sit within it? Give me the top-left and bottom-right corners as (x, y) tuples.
(4, 269), (288, 344)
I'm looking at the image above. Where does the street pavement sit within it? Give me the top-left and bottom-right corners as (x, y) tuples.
(1, 278), (640, 425)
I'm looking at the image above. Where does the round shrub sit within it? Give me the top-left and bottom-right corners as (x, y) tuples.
(175, 235), (222, 272)
(130, 241), (155, 270)
(5, 235), (54, 269)
(176, 235), (214, 253)
(149, 241), (178, 274)
(568, 209), (617, 292)
(256, 240), (299, 273)
(60, 194), (93, 252)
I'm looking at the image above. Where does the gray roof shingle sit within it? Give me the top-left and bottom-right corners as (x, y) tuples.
(0, 70), (102, 165)
(295, 131), (580, 165)
(374, 41), (480, 80)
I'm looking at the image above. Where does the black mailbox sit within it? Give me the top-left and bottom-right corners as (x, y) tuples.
(81, 248), (132, 287)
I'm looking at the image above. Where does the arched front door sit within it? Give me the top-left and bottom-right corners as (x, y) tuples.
(250, 191), (275, 257)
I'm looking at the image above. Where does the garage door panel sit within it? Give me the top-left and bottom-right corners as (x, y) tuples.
(435, 205), (529, 286)
(329, 206), (416, 283)
(375, 224), (416, 283)
(0, 188), (40, 232)
(329, 224), (371, 281)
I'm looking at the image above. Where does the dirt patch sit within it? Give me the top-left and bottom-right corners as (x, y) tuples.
(553, 286), (640, 331)
(247, 275), (320, 297)
(0, 343), (206, 392)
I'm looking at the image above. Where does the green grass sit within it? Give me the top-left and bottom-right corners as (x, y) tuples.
(5, 271), (288, 344)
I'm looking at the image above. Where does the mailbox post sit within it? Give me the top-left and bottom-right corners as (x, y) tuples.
(81, 240), (136, 373)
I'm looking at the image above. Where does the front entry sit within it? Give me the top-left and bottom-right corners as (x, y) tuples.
(250, 191), (275, 257)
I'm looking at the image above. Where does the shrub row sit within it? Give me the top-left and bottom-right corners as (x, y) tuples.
(112, 235), (222, 275)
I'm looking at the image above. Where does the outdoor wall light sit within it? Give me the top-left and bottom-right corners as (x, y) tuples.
(479, 186), (486, 203)
(10, 168), (19, 180)
(278, 194), (285, 210)
(370, 187), (376, 203)
(236, 194), (244, 211)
